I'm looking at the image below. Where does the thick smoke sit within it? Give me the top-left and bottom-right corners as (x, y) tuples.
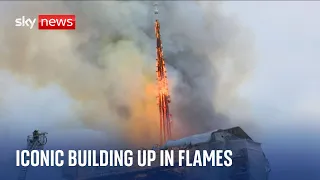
(0, 1), (254, 146)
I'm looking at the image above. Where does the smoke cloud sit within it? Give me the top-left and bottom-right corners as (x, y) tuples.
(0, 1), (254, 146)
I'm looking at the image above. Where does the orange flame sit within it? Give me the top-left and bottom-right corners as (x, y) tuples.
(155, 19), (172, 145)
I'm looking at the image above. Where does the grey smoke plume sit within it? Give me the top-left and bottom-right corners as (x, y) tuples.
(0, 1), (254, 145)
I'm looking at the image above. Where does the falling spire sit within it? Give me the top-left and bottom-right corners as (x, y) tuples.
(154, 2), (173, 145)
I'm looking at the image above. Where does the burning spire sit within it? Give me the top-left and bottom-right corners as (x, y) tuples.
(154, 3), (172, 145)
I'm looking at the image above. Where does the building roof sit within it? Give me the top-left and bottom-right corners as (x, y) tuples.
(223, 126), (252, 140)
(163, 126), (252, 148)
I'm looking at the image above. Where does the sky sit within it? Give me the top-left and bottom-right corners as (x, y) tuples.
(223, 1), (320, 132)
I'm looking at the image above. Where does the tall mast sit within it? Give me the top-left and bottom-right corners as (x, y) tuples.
(154, 3), (172, 145)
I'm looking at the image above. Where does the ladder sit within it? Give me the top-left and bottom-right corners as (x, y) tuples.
(17, 132), (47, 180)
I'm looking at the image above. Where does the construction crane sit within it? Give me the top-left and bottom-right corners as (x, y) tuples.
(17, 130), (48, 180)
(154, 3), (173, 145)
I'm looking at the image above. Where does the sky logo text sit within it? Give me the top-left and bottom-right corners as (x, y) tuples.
(15, 15), (76, 30)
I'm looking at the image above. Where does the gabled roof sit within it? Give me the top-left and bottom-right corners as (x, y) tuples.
(222, 126), (252, 140)
(163, 126), (252, 148)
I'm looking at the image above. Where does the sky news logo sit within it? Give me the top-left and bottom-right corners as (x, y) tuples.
(15, 15), (76, 30)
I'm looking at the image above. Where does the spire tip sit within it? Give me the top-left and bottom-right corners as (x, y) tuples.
(153, 2), (159, 15)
